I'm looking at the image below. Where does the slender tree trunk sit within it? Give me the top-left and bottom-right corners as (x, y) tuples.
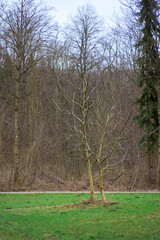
(147, 139), (152, 183)
(0, 113), (4, 151)
(157, 134), (160, 187)
(98, 163), (106, 202)
(157, 82), (160, 187)
(55, 71), (62, 172)
(13, 79), (20, 189)
(83, 126), (94, 201)
(82, 74), (94, 201)
(87, 157), (94, 201)
(97, 123), (106, 201)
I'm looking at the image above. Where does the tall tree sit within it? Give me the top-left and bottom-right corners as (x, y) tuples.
(135, 0), (160, 183)
(0, 0), (53, 189)
(65, 5), (103, 201)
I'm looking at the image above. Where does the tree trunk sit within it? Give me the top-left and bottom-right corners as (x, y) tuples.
(82, 74), (94, 201)
(55, 72), (62, 173)
(0, 113), (4, 151)
(157, 83), (160, 187)
(87, 158), (94, 201)
(157, 134), (160, 187)
(98, 163), (106, 202)
(13, 79), (20, 189)
(147, 139), (152, 184)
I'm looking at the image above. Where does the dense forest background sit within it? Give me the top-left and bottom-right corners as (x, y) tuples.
(0, 0), (160, 191)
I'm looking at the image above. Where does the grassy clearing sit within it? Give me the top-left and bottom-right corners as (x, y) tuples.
(0, 193), (160, 240)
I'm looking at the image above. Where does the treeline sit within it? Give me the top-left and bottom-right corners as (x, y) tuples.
(0, 0), (160, 194)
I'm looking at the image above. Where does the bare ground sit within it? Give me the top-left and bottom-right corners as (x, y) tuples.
(51, 200), (119, 210)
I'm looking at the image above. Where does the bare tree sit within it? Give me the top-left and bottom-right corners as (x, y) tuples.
(0, 0), (54, 189)
(90, 89), (131, 201)
(63, 5), (104, 200)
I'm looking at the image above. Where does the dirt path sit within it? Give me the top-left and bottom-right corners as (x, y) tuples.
(0, 191), (160, 194)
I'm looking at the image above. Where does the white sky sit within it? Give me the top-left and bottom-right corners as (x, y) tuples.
(43, 0), (122, 27)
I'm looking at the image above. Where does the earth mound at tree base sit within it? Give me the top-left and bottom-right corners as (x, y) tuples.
(52, 199), (119, 210)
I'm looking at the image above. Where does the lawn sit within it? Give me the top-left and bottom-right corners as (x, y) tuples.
(0, 193), (160, 240)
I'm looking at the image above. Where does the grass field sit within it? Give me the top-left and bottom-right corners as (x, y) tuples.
(0, 193), (160, 240)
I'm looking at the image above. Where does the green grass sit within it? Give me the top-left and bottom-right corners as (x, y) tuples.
(0, 193), (160, 240)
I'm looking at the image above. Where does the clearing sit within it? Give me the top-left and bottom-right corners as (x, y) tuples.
(0, 193), (160, 240)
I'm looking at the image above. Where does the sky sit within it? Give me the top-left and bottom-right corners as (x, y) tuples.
(43, 0), (122, 27)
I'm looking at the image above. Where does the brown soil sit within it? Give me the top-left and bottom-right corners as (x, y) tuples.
(51, 199), (119, 210)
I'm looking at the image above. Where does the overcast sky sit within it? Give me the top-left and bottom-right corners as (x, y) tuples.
(43, 0), (122, 27)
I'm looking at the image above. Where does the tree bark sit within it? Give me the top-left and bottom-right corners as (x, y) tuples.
(87, 158), (94, 201)
(98, 163), (106, 202)
(157, 82), (160, 187)
(13, 79), (20, 189)
(147, 139), (152, 183)
(82, 73), (95, 201)
(0, 113), (4, 151)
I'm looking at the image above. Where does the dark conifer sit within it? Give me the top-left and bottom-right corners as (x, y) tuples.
(135, 0), (159, 154)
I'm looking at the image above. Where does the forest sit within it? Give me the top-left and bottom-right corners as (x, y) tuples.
(0, 0), (160, 196)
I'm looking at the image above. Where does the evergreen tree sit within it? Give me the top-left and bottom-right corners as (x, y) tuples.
(135, 0), (159, 155)
(134, 0), (160, 184)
